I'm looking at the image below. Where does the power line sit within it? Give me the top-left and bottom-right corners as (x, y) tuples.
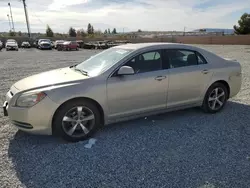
(26, 5), (44, 24)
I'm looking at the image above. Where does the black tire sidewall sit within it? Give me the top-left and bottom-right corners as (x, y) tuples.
(53, 99), (101, 142)
(202, 83), (228, 113)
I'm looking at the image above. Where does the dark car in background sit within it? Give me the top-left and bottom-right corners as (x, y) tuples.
(37, 39), (52, 50)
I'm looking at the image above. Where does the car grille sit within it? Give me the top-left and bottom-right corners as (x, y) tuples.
(41, 44), (50, 47)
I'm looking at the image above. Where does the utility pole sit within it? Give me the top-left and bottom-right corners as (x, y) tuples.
(7, 14), (12, 31)
(21, 0), (31, 37)
(183, 26), (186, 36)
(8, 3), (15, 32)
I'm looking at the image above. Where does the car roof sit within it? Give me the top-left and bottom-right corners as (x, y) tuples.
(114, 42), (198, 50)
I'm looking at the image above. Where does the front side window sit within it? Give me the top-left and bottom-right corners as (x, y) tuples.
(75, 48), (134, 77)
(125, 50), (162, 73)
(165, 49), (198, 68)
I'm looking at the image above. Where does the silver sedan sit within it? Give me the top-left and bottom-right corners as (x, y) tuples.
(3, 43), (242, 142)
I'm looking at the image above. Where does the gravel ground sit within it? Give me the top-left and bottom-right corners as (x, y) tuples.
(0, 46), (250, 188)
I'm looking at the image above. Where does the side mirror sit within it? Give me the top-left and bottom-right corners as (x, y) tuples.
(117, 66), (135, 75)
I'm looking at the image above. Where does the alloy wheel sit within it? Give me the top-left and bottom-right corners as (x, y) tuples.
(208, 87), (226, 111)
(62, 106), (95, 138)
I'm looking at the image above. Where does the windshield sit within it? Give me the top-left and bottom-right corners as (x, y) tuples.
(40, 40), (50, 43)
(75, 47), (133, 77)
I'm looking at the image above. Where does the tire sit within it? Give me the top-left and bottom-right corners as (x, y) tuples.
(53, 99), (101, 142)
(201, 82), (228, 113)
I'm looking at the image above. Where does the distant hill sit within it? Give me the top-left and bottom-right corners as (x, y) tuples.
(193, 28), (234, 34)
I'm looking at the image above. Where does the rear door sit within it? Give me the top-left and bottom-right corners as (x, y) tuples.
(163, 49), (213, 108)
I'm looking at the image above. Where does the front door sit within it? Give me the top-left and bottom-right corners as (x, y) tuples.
(164, 49), (213, 107)
(107, 50), (169, 119)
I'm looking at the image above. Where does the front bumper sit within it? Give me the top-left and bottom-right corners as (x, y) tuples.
(6, 46), (18, 50)
(40, 45), (51, 49)
(3, 101), (8, 116)
(3, 95), (60, 135)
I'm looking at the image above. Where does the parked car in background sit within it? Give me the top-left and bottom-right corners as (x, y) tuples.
(76, 40), (84, 48)
(37, 39), (52, 50)
(21, 41), (31, 48)
(5, 39), (18, 51)
(94, 41), (108, 49)
(3, 43), (242, 142)
(51, 41), (55, 48)
(0, 40), (3, 51)
(60, 41), (79, 51)
(83, 42), (95, 49)
(54, 40), (65, 49)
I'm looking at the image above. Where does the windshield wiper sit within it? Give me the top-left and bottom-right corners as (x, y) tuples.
(69, 64), (78, 68)
(74, 68), (89, 76)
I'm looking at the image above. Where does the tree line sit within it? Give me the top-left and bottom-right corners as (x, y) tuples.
(46, 23), (118, 37)
(6, 12), (250, 37)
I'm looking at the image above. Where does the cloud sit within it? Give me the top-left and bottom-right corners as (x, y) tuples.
(0, 0), (249, 33)
(48, 0), (90, 11)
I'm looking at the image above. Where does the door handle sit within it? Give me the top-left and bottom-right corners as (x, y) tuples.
(202, 69), (209, 74)
(155, 76), (166, 81)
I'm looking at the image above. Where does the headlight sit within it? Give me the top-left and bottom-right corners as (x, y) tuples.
(16, 92), (47, 107)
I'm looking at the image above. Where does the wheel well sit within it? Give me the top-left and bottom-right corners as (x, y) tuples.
(212, 80), (230, 99)
(51, 97), (105, 134)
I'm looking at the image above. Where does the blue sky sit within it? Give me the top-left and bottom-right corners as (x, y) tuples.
(0, 0), (249, 33)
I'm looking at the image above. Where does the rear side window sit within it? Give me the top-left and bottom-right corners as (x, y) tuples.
(162, 49), (208, 69)
(196, 52), (207, 64)
(165, 49), (198, 68)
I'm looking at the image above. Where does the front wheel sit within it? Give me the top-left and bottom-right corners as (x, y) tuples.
(53, 99), (101, 142)
(201, 82), (228, 113)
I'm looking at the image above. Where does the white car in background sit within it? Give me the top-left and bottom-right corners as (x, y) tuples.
(21, 41), (31, 48)
(6, 39), (18, 51)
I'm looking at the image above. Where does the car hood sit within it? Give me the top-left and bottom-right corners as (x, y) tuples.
(13, 67), (89, 92)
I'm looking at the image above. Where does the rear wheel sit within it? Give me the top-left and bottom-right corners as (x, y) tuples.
(53, 99), (101, 142)
(202, 82), (228, 113)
